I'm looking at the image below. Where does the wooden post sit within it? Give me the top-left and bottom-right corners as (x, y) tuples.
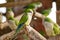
(40, 0), (52, 9)
(0, 0), (39, 7)
(56, 0), (60, 10)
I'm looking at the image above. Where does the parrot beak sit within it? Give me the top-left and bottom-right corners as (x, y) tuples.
(30, 9), (33, 13)
(34, 3), (42, 10)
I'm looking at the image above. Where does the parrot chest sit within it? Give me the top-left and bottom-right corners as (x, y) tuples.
(25, 12), (33, 25)
(8, 20), (17, 30)
(43, 21), (54, 36)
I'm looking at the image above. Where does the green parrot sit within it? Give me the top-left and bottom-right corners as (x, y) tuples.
(42, 17), (60, 36)
(6, 8), (19, 30)
(6, 8), (14, 20)
(37, 7), (60, 36)
(11, 2), (42, 40)
(6, 8), (19, 25)
(11, 9), (33, 40)
(36, 7), (60, 36)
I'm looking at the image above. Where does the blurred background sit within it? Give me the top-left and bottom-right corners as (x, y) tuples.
(0, 0), (56, 23)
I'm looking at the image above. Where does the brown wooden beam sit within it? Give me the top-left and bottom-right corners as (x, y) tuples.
(0, 0), (40, 8)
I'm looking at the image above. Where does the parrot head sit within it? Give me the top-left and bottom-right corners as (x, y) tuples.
(44, 17), (52, 22)
(40, 8), (51, 16)
(24, 8), (33, 14)
(24, 2), (42, 10)
(7, 8), (12, 11)
(6, 8), (14, 20)
(24, 2), (42, 14)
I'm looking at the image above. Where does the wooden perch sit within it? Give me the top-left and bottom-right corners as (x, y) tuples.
(0, 22), (9, 29)
(0, 0), (40, 7)
(35, 12), (45, 19)
(26, 25), (47, 40)
(0, 25), (47, 40)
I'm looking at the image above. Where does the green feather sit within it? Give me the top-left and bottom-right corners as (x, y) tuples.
(14, 19), (19, 26)
(18, 13), (28, 25)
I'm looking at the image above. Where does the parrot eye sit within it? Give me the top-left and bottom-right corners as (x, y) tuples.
(29, 11), (32, 13)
